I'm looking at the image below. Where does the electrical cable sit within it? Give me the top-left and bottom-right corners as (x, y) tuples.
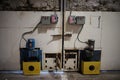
(69, 0), (72, 16)
(74, 25), (87, 49)
(77, 25), (87, 43)
(53, 0), (56, 13)
(19, 20), (41, 49)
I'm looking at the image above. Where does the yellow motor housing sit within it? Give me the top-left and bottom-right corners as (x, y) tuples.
(23, 62), (40, 75)
(81, 61), (100, 74)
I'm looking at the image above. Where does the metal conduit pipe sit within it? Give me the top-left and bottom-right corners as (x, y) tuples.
(61, 0), (65, 68)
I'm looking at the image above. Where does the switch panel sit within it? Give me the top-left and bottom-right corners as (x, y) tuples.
(43, 53), (61, 71)
(44, 53), (57, 70)
(64, 50), (79, 71)
(41, 16), (51, 24)
(68, 16), (85, 25)
(76, 16), (85, 25)
(41, 15), (58, 24)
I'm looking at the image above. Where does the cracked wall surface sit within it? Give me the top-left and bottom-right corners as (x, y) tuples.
(66, 0), (120, 11)
(0, 0), (120, 11)
(0, 0), (60, 11)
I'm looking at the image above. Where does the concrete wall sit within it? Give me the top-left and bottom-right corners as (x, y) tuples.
(0, 11), (120, 70)
(0, 0), (120, 11)
(0, 0), (60, 11)
(66, 0), (120, 11)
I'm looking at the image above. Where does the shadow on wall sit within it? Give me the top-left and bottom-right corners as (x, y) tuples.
(47, 36), (61, 45)
(66, 22), (83, 33)
(37, 24), (61, 44)
(38, 24), (56, 33)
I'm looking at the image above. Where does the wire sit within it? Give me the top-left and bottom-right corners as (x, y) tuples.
(74, 25), (87, 49)
(69, 0), (72, 16)
(98, 16), (101, 28)
(53, 0), (57, 15)
(77, 25), (87, 43)
(19, 20), (41, 48)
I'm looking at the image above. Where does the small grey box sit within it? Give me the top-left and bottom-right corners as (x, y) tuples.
(41, 16), (51, 24)
(76, 16), (85, 25)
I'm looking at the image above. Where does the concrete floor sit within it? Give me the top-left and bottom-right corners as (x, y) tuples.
(0, 71), (120, 80)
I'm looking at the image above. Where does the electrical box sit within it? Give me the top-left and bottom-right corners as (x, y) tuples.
(26, 39), (35, 49)
(63, 50), (79, 71)
(76, 16), (85, 25)
(20, 48), (42, 70)
(41, 15), (58, 24)
(80, 50), (101, 74)
(68, 16), (85, 25)
(41, 16), (51, 24)
(43, 53), (61, 71)
(44, 53), (56, 70)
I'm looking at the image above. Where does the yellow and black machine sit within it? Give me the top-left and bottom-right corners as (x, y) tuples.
(80, 40), (101, 74)
(81, 61), (100, 74)
(20, 39), (42, 75)
(23, 62), (41, 75)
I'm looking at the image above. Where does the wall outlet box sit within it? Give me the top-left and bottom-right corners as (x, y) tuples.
(64, 50), (79, 71)
(41, 15), (58, 24)
(41, 16), (51, 24)
(68, 16), (85, 25)
(76, 16), (85, 25)
(44, 53), (57, 70)
(64, 54), (77, 71)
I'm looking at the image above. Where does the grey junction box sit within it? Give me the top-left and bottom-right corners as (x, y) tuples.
(76, 16), (85, 25)
(41, 16), (51, 24)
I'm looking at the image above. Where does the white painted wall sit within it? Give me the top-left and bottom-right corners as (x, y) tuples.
(101, 12), (120, 70)
(0, 11), (62, 70)
(0, 11), (120, 70)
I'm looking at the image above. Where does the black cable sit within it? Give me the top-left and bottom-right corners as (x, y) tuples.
(77, 25), (87, 44)
(69, 0), (72, 16)
(74, 25), (87, 49)
(53, 0), (56, 14)
(19, 21), (41, 48)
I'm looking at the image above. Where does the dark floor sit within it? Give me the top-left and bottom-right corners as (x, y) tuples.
(0, 71), (120, 80)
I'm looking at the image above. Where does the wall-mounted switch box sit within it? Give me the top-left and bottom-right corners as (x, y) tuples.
(76, 16), (85, 25)
(44, 53), (57, 70)
(41, 15), (58, 25)
(68, 16), (85, 25)
(41, 16), (51, 24)
(64, 50), (79, 71)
